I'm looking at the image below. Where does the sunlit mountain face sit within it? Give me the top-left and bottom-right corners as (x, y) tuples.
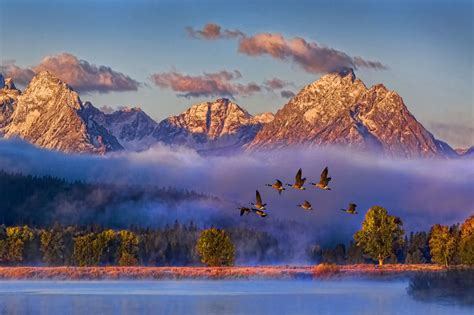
(0, 5), (472, 260)
(0, 70), (462, 158)
(0, 2), (472, 313)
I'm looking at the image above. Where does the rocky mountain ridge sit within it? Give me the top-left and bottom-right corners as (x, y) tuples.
(153, 98), (273, 153)
(0, 70), (465, 158)
(0, 74), (21, 130)
(247, 69), (456, 158)
(2, 71), (122, 154)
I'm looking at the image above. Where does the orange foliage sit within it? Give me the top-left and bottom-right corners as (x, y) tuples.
(313, 263), (341, 277)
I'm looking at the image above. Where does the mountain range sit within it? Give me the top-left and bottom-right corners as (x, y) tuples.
(0, 70), (470, 158)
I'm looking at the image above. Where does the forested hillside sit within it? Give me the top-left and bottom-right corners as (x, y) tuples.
(0, 170), (213, 226)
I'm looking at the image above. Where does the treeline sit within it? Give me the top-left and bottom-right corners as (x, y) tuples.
(0, 207), (472, 267)
(0, 170), (215, 226)
(309, 210), (473, 267)
(308, 232), (431, 265)
(0, 222), (281, 266)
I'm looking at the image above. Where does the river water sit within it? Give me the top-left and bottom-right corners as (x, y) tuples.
(0, 279), (471, 315)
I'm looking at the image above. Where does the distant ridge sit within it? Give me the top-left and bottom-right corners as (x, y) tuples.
(0, 70), (462, 158)
(153, 98), (273, 154)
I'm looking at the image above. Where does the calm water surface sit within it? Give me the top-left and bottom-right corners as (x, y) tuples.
(0, 279), (471, 315)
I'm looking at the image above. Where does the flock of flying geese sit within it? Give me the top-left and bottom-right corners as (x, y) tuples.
(238, 167), (358, 218)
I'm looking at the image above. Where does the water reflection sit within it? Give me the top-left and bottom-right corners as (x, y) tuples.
(0, 280), (471, 315)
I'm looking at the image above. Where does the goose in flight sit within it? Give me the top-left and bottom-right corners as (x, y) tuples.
(252, 208), (268, 217)
(311, 167), (331, 190)
(287, 168), (306, 190)
(238, 207), (251, 216)
(251, 190), (267, 210)
(298, 200), (313, 211)
(341, 203), (358, 214)
(266, 179), (285, 195)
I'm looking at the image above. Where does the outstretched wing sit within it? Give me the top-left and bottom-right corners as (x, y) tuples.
(320, 167), (329, 180)
(296, 168), (304, 185)
(304, 200), (311, 208)
(319, 167), (331, 185)
(255, 209), (268, 217)
(296, 168), (302, 182)
(276, 179), (283, 188)
(256, 190), (262, 206)
(349, 203), (357, 211)
(240, 208), (245, 216)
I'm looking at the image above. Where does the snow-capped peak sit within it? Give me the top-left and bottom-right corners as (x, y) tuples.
(247, 71), (456, 158)
(3, 71), (122, 154)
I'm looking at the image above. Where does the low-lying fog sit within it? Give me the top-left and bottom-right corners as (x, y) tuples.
(1, 138), (473, 247)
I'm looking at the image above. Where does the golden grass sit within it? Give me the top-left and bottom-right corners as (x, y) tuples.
(0, 264), (450, 280)
(313, 263), (341, 277)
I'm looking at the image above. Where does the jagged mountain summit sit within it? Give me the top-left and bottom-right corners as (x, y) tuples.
(2, 71), (122, 154)
(83, 104), (159, 151)
(0, 75), (21, 131)
(0, 72), (273, 154)
(0, 69), (461, 158)
(247, 69), (455, 158)
(153, 98), (273, 154)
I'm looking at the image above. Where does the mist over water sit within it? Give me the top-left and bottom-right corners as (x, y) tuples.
(0, 280), (471, 315)
(1, 138), (473, 248)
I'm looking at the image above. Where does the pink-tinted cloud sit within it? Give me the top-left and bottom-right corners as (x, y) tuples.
(263, 78), (292, 90)
(186, 23), (244, 40)
(150, 70), (261, 98)
(262, 78), (295, 98)
(187, 23), (387, 74)
(238, 33), (387, 73)
(280, 90), (296, 99)
(0, 61), (35, 86)
(1, 53), (140, 93)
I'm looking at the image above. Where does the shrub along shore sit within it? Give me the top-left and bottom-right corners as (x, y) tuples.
(0, 264), (451, 280)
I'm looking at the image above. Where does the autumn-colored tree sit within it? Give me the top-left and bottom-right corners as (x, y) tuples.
(74, 233), (99, 266)
(459, 215), (474, 265)
(1, 226), (35, 264)
(40, 228), (65, 265)
(429, 224), (457, 267)
(196, 228), (235, 267)
(354, 206), (404, 266)
(96, 229), (119, 265)
(74, 230), (118, 266)
(117, 230), (139, 266)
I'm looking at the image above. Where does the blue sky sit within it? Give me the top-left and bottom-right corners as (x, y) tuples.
(0, 0), (472, 147)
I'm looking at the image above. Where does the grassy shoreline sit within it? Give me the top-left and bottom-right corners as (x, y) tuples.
(0, 264), (451, 280)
